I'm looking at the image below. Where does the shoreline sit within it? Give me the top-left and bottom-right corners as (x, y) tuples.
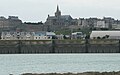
(21, 71), (120, 75)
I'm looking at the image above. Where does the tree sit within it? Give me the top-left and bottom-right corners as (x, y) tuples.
(85, 35), (90, 39)
(63, 35), (67, 39)
(102, 36), (106, 39)
(97, 36), (101, 39)
(106, 35), (109, 39)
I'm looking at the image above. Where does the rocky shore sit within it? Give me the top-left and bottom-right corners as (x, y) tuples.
(21, 71), (120, 75)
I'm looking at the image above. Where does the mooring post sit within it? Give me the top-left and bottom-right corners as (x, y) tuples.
(85, 39), (89, 53)
(18, 40), (21, 54)
(119, 40), (120, 53)
(51, 40), (55, 53)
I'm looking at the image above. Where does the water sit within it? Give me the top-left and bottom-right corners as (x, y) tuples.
(0, 54), (120, 75)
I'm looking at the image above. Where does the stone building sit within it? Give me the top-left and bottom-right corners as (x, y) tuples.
(103, 17), (114, 29)
(0, 16), (22, 32)
(77, 17), (120, 30)
(78, 18), (88, 28)
(0, 16), (9, 31)
(96, 20), (107, 28)
(45, 5), (76, 31)
(21, 23), (45, 32)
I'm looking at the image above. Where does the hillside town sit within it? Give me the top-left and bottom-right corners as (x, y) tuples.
(1, 5), (120, 40)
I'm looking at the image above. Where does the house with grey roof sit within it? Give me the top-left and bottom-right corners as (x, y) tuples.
(33, 32), (56, 40)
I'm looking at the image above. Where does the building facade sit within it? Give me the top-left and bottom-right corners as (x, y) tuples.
(1, 32), (55, 40)
(33, 32), (53, 40)
(1, 32), (34, 40)
(0, 16), (22, 32)
(90, 31), (120, 39)
(45, 5), (79, 31)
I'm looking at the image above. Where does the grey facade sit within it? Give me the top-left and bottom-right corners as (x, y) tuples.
(78, 17), (120, 30)
(0, 16), (22, 32)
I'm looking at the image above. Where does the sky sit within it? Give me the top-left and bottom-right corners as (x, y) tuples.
(0, 0), (120, 22)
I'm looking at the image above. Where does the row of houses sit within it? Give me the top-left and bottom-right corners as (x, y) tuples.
(1, 32), (56, 40)
(1, 31), (120, 40)
(0, 31), (86, 40)
(77, 17), (120, 30)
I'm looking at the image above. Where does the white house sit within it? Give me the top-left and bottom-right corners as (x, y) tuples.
(96, 21), (107, 28)
(90, 31), (120, 39)
(33, 32), (49, 40)
(56, 34), (64, 39)
(71, 32), (84, 39)
(33, 32), (56, 40)
(46, 32), (56, 39)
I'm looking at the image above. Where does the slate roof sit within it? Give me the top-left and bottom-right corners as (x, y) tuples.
(48, 15), (72, 20)
(61, 15), (72, 20)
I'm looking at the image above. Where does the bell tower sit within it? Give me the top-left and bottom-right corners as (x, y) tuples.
(55, 5), (61, 17)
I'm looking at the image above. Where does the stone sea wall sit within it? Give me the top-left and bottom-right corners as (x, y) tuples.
(0, 39), (120, 54)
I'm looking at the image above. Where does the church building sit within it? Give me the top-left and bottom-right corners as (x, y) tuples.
(45, 5), (73, 26)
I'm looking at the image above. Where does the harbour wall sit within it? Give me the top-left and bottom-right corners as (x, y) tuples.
(0, 40), (120, 54)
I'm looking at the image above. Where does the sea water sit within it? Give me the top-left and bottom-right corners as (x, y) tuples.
(0, 54), (120, 75)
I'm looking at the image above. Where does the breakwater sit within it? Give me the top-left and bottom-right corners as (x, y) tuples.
(21, 71), (120, 75)
(0, 39), (120, 54)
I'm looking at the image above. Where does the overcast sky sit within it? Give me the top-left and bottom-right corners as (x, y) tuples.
(0, 0), (120, 22)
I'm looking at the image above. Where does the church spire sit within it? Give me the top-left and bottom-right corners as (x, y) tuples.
(55, 5), (61, 17)
(57, 5), (59, 12)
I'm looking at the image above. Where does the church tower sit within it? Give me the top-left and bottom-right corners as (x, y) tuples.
(55, 5), (61, 17)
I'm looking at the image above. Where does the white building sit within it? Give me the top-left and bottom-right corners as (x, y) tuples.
(31, 32), (56, 40)
(56, 34), (64, 39)
(96, 21), (107, 28)
(1, 32), (56, 40)
(71, 32), (84, 39)
(90, 31), (120, 39)
(112, 24), (120, 29)
(33, 32), (52, 40)
(1, 32), (34, 40)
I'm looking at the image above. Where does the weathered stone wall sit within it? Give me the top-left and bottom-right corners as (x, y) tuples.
(0, 40), (120, 54)
(88, 39), (119, 53)
(88, 44), (119, 53)
(0, 40), (52, 54)
(54, 40), (86, 53)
